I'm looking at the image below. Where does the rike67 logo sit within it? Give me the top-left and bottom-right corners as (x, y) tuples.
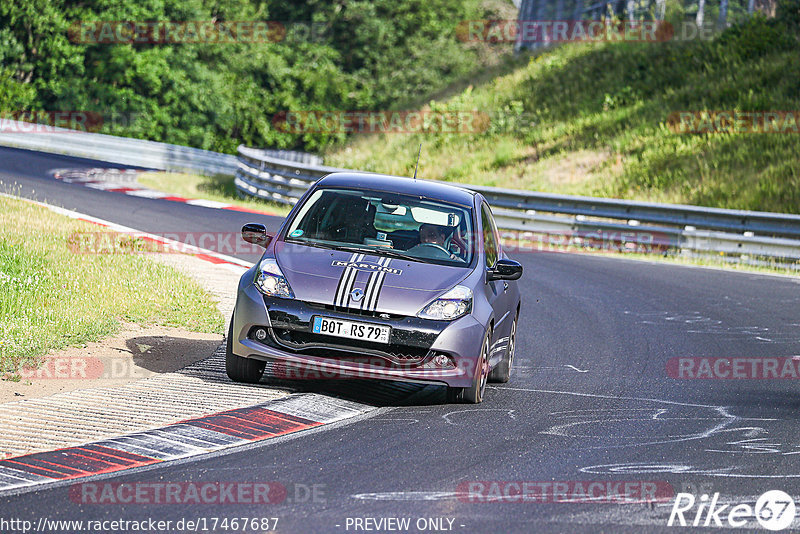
(668, 490), (796, 531)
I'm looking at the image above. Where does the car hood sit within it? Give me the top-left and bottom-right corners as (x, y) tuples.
(274, 242), (469, 315)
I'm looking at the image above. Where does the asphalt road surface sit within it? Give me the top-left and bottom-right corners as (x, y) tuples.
(2, 146), (800, 533)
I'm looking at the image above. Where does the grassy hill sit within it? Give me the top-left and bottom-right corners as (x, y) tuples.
(325, 2), (800, 213)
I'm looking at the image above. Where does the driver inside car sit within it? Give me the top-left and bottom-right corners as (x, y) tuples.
(419, 223), (448, 246)
(410, 223), (455, 259)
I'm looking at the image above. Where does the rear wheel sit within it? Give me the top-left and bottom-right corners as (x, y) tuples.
(489, 315), (516, 383)
(447, 329), (490, 404)
(225, 315), (265, 384)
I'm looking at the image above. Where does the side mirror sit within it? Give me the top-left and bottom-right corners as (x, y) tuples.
(241, 223), (272, 248)
(487, 258), (523, 281)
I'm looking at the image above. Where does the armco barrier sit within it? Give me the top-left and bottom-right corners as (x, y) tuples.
(0, 119), (320, 175)
(234, 145), (800, 264)
(1, 119), (797, 264)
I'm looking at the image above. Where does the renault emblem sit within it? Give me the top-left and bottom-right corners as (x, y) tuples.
(350, 288), (365, 302)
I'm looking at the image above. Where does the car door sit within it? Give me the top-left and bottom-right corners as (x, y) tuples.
(480, 202), (513, 365)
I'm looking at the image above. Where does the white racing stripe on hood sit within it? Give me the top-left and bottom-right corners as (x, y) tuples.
(334, 253), (362, 307)
(361, 257), (390, 312)
(360, 265), (377, 311)
(366, 258), (391, 312)
(332, 254), (397, 311)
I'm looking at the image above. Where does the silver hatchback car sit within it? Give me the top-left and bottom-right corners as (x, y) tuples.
(227, 172), (522, 403)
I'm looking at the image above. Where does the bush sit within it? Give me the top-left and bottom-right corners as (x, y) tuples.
(0, 0), (486, 153)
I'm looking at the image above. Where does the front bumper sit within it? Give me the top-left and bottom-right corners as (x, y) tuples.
(231, 279), (485, 388)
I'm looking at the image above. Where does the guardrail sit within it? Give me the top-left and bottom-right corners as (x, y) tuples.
(0, 119), (321, 176)
(2, 119), (796, 265)
(235, 144), (800, 264)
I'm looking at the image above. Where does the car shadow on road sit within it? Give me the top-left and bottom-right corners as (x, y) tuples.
(259, 362), (448, 407)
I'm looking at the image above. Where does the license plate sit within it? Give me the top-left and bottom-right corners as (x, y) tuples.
(312, 316), (391, 344)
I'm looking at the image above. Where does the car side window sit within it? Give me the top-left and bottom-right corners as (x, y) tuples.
(481, 204), (498, 269)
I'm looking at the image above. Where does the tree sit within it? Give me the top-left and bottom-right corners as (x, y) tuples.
(718, 0), (729, 27)
(696, 0), (706, 26)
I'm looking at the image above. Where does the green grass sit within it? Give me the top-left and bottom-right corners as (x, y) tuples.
(137, 172), (292, 216)
(0, 196), (224, 373)
(325, 8), (800, 214)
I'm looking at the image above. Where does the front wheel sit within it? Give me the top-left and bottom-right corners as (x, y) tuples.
(489, 315), (516, 383)
(447, 329), (490, 404)
(225, 315), (265, 384)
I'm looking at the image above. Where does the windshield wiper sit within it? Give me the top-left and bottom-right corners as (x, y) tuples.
(288, 239), (458, 264)
(369, 248), (421, 262)
(324, 243), (423, 263)
(285, 238), (337, 251)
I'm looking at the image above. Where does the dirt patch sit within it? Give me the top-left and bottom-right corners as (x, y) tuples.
(543, 149), (611, 186)
(0, 321), (222, 403)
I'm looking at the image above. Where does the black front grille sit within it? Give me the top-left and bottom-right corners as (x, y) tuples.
(270, 329), (429, 366)
(260, 298), (445, 367)
(306, 302), (406, 320)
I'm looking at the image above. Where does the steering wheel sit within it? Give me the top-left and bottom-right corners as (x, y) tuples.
(416, 242), (455, 258)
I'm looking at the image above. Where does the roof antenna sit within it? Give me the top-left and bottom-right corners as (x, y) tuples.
(412, 143), (422, 180)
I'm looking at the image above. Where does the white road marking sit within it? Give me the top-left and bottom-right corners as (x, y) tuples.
(564, 364), (589, 373)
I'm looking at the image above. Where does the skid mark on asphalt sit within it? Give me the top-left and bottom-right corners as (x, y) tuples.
(369, 418), (422, 425)
(512, 365), (590, 375)
(443, 409), (517, 426)
(582, 462), (800, 480)
(624, 310), (800, 343)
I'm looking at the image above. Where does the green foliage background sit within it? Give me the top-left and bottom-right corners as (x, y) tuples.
(0, 0), (488, 153)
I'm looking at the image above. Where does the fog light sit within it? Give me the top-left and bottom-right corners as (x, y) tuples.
(425, 353), (455, 369)
(254, 328), (267, 341)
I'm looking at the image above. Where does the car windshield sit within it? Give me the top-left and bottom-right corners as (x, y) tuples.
(284, 188), (474, 266)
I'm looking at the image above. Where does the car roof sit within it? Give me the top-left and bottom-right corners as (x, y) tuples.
(315, 172), (477, 207)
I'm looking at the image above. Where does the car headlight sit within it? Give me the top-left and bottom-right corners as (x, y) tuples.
(418, 285), (472, 320)
(254, 259), (295, 299)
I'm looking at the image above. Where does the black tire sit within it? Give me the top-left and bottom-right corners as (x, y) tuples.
(225, 315), (265, 384)
(489, 315), (516, 383)
(446, 329), (490, 404)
